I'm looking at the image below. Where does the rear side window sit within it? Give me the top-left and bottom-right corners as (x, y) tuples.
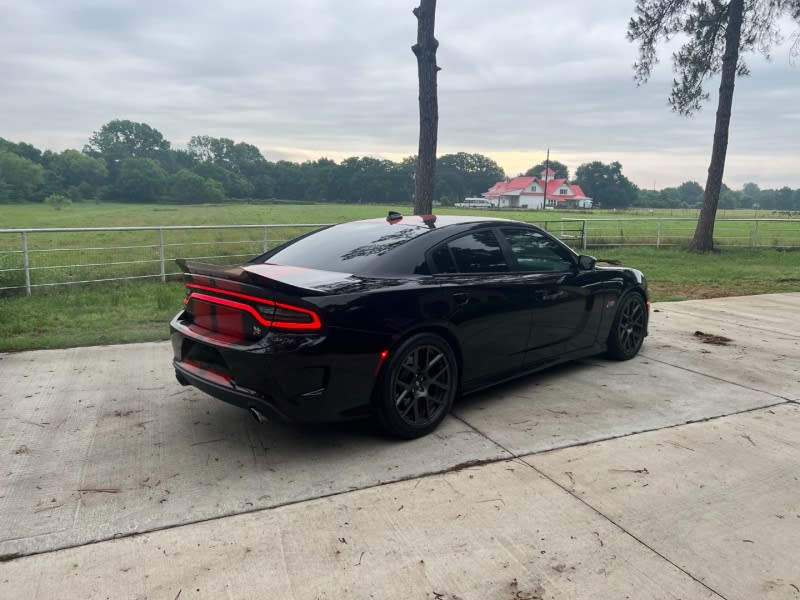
(433, 230), (509, 274)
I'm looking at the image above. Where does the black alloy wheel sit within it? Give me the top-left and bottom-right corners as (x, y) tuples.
(375, 333), (458, 439)
(606, 293), (647, 360)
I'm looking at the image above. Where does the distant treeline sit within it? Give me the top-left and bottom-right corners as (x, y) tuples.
(1, 119), (799, 211)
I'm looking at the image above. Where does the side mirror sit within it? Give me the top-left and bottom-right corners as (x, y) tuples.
(577, 255), (597, 270)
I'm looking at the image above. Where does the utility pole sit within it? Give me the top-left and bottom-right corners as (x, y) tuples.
(543, 148), (550, 209)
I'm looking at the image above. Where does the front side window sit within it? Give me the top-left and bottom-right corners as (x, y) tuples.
(500, 228), (574, 272)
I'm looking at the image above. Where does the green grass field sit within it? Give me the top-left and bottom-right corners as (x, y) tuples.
(1, 202), (798, 351)
(0, 201), (786, 228)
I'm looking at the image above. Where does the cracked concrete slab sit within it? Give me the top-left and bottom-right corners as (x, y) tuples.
(0, 458), (720, 600)
(452, 354), (783, 456)
(645, 293), (800, 399)
(529, 404), (800, 600)
(0, 343), (509, 558)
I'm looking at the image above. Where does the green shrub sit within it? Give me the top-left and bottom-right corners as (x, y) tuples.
(44, 194), (72, 210)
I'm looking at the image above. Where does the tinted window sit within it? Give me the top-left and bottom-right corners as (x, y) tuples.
(256, 222), (430, 273)
(446, 230), (509, 274)
(430, 245), (457, 274)
(501, 228), (574, 272)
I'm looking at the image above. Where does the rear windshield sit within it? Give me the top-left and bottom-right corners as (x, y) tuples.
(254, 221), (430, 273)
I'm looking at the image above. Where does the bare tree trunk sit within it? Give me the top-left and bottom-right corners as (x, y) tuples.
(412, 0), (439, 215)
(690, 0), (744, 252)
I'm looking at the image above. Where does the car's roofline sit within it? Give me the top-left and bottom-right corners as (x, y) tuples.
(357, 214), (522, 228)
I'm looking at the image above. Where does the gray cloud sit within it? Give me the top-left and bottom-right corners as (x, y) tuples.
(1, 0), (798, 188)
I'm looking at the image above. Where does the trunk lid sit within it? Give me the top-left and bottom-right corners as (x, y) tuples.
(177, 260), (338, 340)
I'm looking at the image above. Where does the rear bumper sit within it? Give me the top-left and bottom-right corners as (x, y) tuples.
(173, 359), (293, 422)
(170, 312), (383, 423)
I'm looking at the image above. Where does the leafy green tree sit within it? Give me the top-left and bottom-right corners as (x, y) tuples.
(48, 150), (108, 199)
(187, 136), (241, 168)
(397, 156), (418, 204)
(167, 169), (226, 204)
(718, 183), (743, 209)
(628, 0), (800, 251)
(192, 162), (253, 198)
(741, 182), (761, 208)
(188, 136), (267, 176)
(269, 161), (306, 201)
(0, 150), (45, 202)
(574, 161), (638, 209)
(160, 149), (198, 174)
(85, 120), (171, 174)
(299, 158), (338, 202)
(524, 159), (570, 180)
(348, 157), (397, 204)
(0, 138), (43, 164)
(436, 153), (505, 202)
(676, 180), (704, 205)
(434, 166), (464, 205)
(248, 171), (276, 199)
(187, 135), (271, 198)
(112, 158), (168, 203)
(228, 142), (269, 178)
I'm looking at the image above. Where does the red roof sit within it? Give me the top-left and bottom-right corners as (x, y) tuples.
(484, 176), (591, 202)
(484, 176), (536, 198)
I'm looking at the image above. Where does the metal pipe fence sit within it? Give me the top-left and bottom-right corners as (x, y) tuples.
(0, 224), (330, 295)
(1, 218), (797, 295)
(560, 217), (800, 250)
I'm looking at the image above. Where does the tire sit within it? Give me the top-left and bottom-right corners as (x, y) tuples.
(606, 292), (647, 360)
(374, 333), (458, 439)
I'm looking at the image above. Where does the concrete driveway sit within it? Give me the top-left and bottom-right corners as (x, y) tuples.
(1, 293), (798, 599)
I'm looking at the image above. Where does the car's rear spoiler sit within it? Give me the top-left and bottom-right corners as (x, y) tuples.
(176, 259), (252, 283)
(176, 259), (356, 295)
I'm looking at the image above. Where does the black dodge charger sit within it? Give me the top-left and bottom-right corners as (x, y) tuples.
(170, 213), (648, 438)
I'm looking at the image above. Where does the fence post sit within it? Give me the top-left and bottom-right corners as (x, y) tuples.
(159, 228), (166, 282)
(21, 231), (31, 296)
(752, 219), (759, 248)
(581, 219), (587, 250)
(263, 226), (269, 252)
(656, 219), (662, 249)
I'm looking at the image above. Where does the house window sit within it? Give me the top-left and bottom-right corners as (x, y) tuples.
(559, 187), (570, 195)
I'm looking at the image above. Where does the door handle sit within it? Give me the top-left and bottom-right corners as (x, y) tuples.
(453, 292), (469, 306)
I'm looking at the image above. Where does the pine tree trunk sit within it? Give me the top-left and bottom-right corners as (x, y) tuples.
(690, 0), (744, 252)
(412, 0), (439, 215)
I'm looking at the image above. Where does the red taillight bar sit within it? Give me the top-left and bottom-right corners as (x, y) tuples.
(185, 283), (322, 331)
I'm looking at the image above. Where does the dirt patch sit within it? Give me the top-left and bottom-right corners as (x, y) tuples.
(693, 331), (733, 346)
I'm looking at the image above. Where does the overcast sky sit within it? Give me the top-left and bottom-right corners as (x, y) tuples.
(2, 0), (799, 189)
